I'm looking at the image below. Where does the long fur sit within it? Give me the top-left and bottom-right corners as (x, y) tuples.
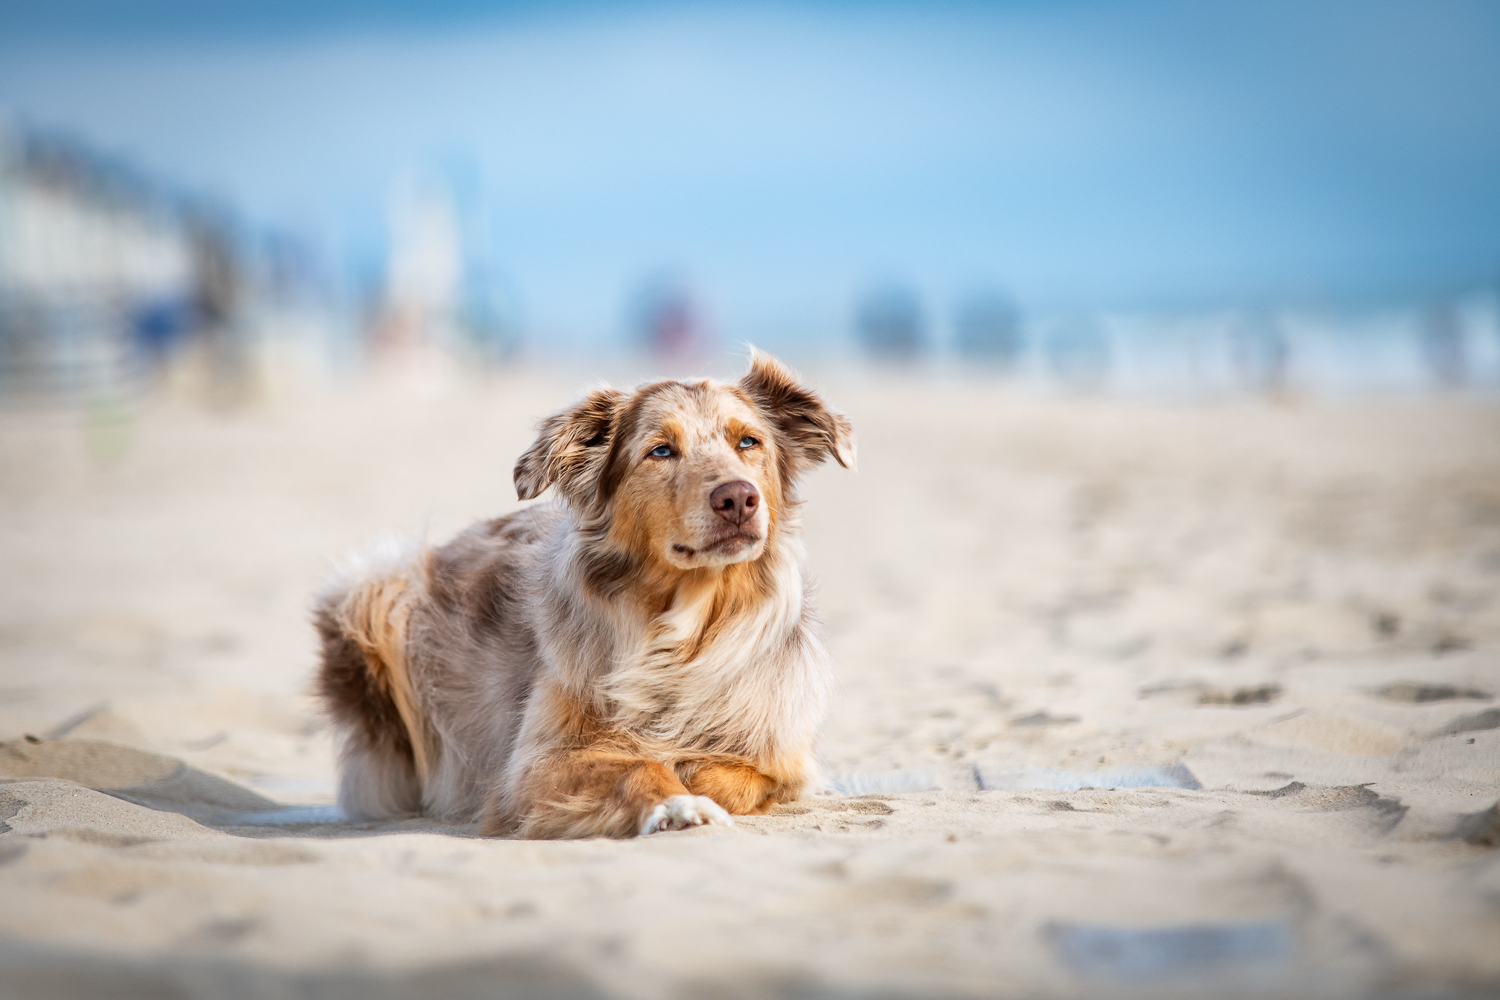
(313, 350), (855, 838)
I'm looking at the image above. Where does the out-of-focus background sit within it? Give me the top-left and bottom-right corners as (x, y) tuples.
(3, 4), (1500, 1000)
(1, 0), (1498, 397)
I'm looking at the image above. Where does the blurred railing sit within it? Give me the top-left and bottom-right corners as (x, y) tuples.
(0, 290), (137, 405)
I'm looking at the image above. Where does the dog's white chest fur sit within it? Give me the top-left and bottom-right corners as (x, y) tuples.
(604, 541), (831, 760)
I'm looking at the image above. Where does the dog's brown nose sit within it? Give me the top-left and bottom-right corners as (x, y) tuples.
(710, 480), (759, 526)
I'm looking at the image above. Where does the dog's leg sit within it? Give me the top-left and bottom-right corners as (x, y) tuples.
(336, 736), (420, 819)
(492, 752), (732, 839)
(677, 759), (793, 815)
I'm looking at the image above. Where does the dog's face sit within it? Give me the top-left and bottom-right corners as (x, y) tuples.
(610, 383), (778, 569)
(514, 350), (855, 575)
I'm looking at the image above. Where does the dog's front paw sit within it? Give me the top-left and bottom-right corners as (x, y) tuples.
(640, 794), (734, 835)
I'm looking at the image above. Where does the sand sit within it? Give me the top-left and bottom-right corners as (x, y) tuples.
(1, 366), (1498, 999)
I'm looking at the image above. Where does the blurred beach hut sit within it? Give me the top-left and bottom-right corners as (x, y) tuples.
(855, 282), (926, 360)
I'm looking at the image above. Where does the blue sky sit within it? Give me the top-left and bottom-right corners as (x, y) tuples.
(2, 0), (1498, 346)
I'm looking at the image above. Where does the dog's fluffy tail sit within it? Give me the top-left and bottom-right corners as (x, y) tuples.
(314, 545), (430, 819)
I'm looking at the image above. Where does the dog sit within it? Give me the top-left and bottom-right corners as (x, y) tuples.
(313, 350), (855, 838)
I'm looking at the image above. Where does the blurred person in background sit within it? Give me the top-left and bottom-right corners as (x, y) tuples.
(1229, 309), (1289, 395)
(1045, 316), (1110, 389)
(631, 274), (708, 362)
(1421, 300), (1466, 388)
(458, 267), (522, 367)
(953, 289), (1023, 371)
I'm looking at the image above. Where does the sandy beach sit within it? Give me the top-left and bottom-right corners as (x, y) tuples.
(1, 367), (1498, 999)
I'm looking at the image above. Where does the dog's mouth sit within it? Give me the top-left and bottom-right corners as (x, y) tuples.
(672, 530), (762, 559)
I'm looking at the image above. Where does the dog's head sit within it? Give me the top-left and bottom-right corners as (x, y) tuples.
(514, 349), (855, 572)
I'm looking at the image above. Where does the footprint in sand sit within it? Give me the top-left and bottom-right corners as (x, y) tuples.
(1256, 712), (1409, 756)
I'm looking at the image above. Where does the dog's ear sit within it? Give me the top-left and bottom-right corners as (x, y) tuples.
(514, 387), (627, 502)
(738, 347), (856, 471)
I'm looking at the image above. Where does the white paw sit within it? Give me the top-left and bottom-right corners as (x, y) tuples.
(640, 794), (734, 835)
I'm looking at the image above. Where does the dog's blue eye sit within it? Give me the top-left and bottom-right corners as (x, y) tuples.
(738, 436), (758, 449)
(650, 445), (673, 458)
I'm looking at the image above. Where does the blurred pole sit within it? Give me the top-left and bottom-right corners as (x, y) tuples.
(186, 210), (250, 407)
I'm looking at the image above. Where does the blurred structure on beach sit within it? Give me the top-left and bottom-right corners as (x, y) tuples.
(1, 2), (1498, 401)
(855, 283), (927, 362)
(0, 128), (214, 404)
(371, 173), (521, 383)
(370, 177), (462, 370)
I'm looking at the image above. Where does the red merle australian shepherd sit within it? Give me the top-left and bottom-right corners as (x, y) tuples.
(314, 350), (855, 838)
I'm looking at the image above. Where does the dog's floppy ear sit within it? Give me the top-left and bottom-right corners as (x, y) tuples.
(738, 347), (856, 471)
(514, 387), (627, 502)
